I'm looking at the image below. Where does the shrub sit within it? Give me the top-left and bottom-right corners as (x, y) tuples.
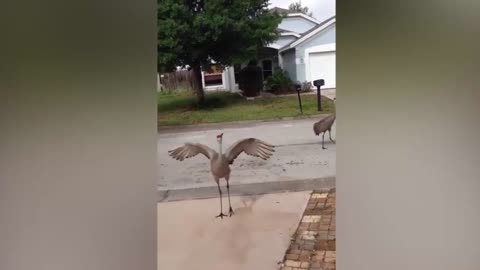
(265, 69), (294, 94)
(300, 81), (313, 92)
(238, 60), (263, 97)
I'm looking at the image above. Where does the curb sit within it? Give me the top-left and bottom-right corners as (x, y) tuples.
(158, 114), (330, 134)
(157, 176), (335, 202)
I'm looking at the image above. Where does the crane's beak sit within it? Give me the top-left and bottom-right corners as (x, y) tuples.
(216, 133), (223, 140)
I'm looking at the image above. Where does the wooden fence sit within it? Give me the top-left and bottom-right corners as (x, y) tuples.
(158, 70), (196, 93)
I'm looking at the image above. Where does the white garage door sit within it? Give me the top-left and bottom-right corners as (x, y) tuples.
(308, 51), (336, 89)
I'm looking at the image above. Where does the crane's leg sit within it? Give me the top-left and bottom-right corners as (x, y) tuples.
(329, 129), (336, 144)
(215, 180), (226, 219)
(226, 177), (234, 217)
(322, 132), (327, 149)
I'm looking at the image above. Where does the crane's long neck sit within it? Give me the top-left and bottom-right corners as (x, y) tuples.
(218, 140), (223, 155)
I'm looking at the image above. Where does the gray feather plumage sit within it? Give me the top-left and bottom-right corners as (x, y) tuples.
(313, 114), (336, 135)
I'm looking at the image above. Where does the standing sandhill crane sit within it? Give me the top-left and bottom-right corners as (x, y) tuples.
(313, 97), (336, 149)
(167, 133), (275, 219)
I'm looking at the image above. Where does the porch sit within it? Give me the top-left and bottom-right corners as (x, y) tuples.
(201, 47), (281, 92)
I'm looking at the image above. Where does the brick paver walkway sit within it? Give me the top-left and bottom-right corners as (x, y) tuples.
(279, 188), (336, 270)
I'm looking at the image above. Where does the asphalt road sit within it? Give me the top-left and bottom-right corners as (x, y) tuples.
(158, 118), (336, 192)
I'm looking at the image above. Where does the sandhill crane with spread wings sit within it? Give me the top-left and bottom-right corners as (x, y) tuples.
(313, 97), (336, 149)
(168, 133), (275, 219)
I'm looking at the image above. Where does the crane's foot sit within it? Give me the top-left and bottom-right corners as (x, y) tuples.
(216, 213), (227, 219)
(229, 207), (235, 217)
(322, 147), (327, 150)
(330, 139), (336, 144)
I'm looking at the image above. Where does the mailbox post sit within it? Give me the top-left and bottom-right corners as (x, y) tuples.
(313, 79), (325, 111)
(294, 83), (303, 114)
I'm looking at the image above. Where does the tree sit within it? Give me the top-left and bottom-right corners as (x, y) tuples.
(158, 0), (282, 103)
(288, 1), (313, 17)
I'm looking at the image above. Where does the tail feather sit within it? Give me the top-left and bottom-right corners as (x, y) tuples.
(313, 123), (320, 136)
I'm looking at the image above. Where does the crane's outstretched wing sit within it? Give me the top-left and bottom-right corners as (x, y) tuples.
(168, 143), (216, 161)
(224, 138), (275, 165)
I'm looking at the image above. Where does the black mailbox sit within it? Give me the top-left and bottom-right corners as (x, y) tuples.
(313, 79), (325, 87)
(294, 83), (301, 91)
(313, 79), (324, 111)
(294, 83), (303, 113)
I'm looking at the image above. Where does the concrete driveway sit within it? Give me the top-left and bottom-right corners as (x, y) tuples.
(157, 191), (311, 270)
(320, 89), (336, 100)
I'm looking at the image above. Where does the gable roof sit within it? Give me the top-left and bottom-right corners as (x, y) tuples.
(286, 13), (321, 25)
(278, 27), (301, 38)
(269, 7), (321, 25)
(280, 32), (301, 38)
(269, 7), (291, 15)
(279, 16), (335, 52)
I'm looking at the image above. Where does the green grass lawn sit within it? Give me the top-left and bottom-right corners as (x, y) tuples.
(158, 91), (334, 127)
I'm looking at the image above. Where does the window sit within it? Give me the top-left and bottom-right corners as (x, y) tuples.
(203, 64), (223, 87)
(262, 60), (273, 79)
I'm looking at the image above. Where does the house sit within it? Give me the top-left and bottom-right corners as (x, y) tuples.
(202, 8), (336, 92)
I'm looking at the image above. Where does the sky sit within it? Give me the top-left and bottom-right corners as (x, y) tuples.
(268, 0), (335, 22)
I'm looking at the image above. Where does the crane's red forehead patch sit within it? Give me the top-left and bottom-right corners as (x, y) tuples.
(216, 133), (223, 138)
